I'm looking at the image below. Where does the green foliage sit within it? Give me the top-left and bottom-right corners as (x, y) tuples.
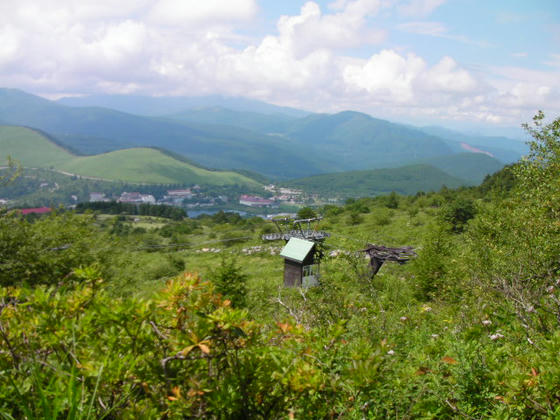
(0, 211), (109, 287)
(286, 164), (466, 198)
(209, 257), (248, 308)
(440, 197), (476, 232)
(478, 164), (517, 196)
(385, 191), (399, 209)
(411, 222), (453, 300)
(296, 206), (316, 219)
(77, 201), (186, 220)
(347, 211), (364, 225)
(468, 112), (560, 333)
(417, 152), (504, 184)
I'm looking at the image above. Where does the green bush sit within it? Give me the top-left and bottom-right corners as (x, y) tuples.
(0, 211), (109, 287)
(209, 257), (248, 308)
(440, 197), (476, 233)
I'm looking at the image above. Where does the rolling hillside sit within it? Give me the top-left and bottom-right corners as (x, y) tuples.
(0, 126), (260, 186)
(285, 164), (466, 197)
(0, 89), (323, 178)
(0, 89), (523, 181)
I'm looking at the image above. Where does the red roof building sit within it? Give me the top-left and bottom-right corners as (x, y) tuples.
(20, 207), (52, 215)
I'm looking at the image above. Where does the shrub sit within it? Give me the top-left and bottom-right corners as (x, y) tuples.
(209, 257), (248, 307)
(297, 206), (317, 219)
(440, 197), (477, 233)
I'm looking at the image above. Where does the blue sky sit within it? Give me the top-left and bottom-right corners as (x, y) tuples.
(0, 0), (558, 134)
(258, 0), (559, 68)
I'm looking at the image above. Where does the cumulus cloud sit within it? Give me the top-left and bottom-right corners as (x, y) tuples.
(0, 26), (20, 69)
(343, 50), (425, 103)
(0, 0), (557, 127)
(149, 0), (258, 25)
(275, 1), (386, 57)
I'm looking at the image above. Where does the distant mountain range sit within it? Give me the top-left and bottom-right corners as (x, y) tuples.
(0, 89), (320, 178)
(57, 93), (310, 118)
(0, 88), (529, 192)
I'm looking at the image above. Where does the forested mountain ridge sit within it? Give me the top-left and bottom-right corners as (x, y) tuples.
(1, 88), (521, 181)
(285, 164), (465, 197)
(0, 89), (323, 178)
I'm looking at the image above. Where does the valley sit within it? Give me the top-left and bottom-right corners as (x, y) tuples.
(0, 89), (527, 213)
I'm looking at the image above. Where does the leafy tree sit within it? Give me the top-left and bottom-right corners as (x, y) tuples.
(209, 257), (248, 307)
(0, 211), (110, 286)
(297, 206), (317, 219)
(468, 112), (560, 332)
(385, 191), (399, 209)
(440, 197), (476, 232)
(411, 221), (452, 300)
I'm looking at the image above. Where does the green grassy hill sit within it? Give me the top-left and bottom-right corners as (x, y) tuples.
(0, 126), (260, 186)
(285, 164), (466, 197)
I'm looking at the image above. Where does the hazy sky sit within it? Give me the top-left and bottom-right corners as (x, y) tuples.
(0, 0), (558, 132)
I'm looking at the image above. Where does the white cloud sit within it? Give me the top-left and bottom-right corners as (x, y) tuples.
(148, 0), (258, 25)
(419, 56), (478, 93)
(0, 0), (557, 127)
(343, 51), (479, 105)
(343, 50), (426, 102)
(0, 26), (20, 68)
(488, 66), (560, 113)
(275, 1), (386, 57)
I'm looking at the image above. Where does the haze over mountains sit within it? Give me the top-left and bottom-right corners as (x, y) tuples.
(0, 88), (529, 193)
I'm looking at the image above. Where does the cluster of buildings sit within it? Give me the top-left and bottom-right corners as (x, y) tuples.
(85, 184), (309, 211)
(118, 192), (156, 204)
(88, 186), (224, 209)
(238, 185), (305, 208)
(89, 191), (156, 204)
(239, 195), (274, 207)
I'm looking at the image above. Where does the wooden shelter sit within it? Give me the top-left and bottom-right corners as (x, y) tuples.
(360, 244), (416, 278)
(280, 237), (320, 288)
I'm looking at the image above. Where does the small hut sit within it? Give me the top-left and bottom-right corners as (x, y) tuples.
(280, 237), (320, 288)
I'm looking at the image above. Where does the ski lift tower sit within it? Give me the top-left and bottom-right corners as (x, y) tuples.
(262, 217), (330, 287)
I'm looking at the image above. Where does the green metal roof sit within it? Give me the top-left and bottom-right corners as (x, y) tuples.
(280, 237), (315, 263)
